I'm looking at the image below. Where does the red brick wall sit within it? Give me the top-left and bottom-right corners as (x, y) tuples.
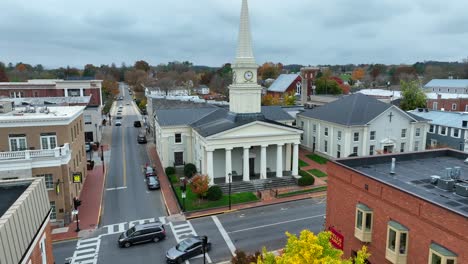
(28, 222), (55, 264)
(427, 98), (468, 112)
(84, 88), (101, 106)
(325, 162), (468, 264)
(267, 76), (302, 96)
(0, 88), (64, 98)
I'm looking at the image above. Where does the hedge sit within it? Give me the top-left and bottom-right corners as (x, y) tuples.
(298, 175), (315, 186)
(207, 185), (223, 201)
(165, 166), (176, 175)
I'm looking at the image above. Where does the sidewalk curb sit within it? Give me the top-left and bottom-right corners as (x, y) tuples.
(52, 236), (79, 243)
(185, 209), (238, 220)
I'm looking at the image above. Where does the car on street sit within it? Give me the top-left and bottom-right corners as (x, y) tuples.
(116, 116), (122, 119)
(126, 102), (130, 105)
(115, 121), (122, 126)
(166, 236), (211, 263)
(118, 222), (166, 248)
(144, 165), (157, 178)
(137, 133), (147, 144)
(146, 176), (160, 190)
(134, 121), (142, 127)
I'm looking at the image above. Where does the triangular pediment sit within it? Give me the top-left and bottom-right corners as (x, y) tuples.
(207, 121), (301, 139)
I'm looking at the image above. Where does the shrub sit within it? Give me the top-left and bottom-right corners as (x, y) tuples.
(184, 163), (197, 178)
(299, 170), (310, 178)
(298, 175), (315, 186)
(231, 250), (262, 264)
(165, 166), (176, 175)
(169, 175), (179, 184)
(206, 185), (223, 201)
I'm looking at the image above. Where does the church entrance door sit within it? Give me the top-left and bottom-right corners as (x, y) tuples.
(249, 158), (255, 176)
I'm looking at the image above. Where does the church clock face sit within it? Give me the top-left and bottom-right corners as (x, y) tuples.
(244, 71), (253, 81)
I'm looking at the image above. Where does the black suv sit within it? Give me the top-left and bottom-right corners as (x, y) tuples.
(118, 222), (166, 248)
(134, 121), (142, 127)
(137, 133), (147, 144)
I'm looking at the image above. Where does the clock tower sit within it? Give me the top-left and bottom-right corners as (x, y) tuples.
(229, 0), (262, 114)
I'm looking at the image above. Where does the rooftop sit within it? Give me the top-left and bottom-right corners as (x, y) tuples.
(0, 105), (85, 125)
(424, 79), (468, 89)
(8, 96), (91, 106)
(409, 109), (468, 128)
(337, 149), (468, 217)
(268, 74), (300, 92)
(0, 181), (30, 217)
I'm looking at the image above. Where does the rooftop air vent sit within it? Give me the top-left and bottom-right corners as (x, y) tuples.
(437, 178), (455, 191)
(455, 183), (468, 197)
(390, 158), (396, 175)
(430, 175), (441, 185)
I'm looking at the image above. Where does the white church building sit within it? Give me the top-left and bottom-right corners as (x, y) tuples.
(151, 0), (302, 185)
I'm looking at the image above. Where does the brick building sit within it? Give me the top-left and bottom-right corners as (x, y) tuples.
(0, 105), (87, 226)
(300, 67), (320, 103)
(326, 149), (467, 264)
(267, 74), (302, 96)
(426, 93), (468, 112)
(0, 178), (54, 264)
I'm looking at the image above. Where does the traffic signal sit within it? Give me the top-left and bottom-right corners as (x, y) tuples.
(73, 197), (82, 210)
(202, 236), (208, 246)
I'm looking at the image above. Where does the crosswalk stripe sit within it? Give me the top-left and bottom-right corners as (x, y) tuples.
(74, 248), (96, 254)
(75, 260), (97, 264)
(73, 253), (96, 261)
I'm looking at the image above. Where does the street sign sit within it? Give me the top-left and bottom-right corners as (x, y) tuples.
(71, 210), (79, 216)
(73, 172), (82, 183)
(181, 192), (186, 199)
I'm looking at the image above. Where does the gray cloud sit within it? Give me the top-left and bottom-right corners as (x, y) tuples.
(1, 0), (468, 68)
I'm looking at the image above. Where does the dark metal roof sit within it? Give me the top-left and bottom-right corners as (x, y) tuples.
(261, 106), (294, 121)
(155, 107), (218, 126)
(298, 93), (393, 126)
(0, 183), (29, 217)
(336, 149), (468, 218)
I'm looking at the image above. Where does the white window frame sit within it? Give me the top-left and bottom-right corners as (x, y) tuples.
(38, 174), (54, 189)
(40, 234), (47, 264)
(400, 142), (405, 153)
(433, 102), (438, 110)
(354, 132), (359, 142)
(355, 203), (373, 242)
(324, 140), (328, 153)
(369, 145), (375, 155)
(385, 221), (409, 263)
(324, 127), (329, 137)
(370, 131), (376, 141)
(415, 128), (421, 137)
(452, 103), (457, 110)
(465, 105), (468, 112)
(429, 125), (435, 133)
(414, 141), (419, 151)
(84, 114), (92, 124)
(353, 146), (358, 155)
(41, 135), (57, 150)
(452, 128), (460, 138)
(337, 131), (342, 141)
(313, 124), (317, 133)
(9, 136), (27, 151)
(439, 126), (447, 136)
(337, 144), (341, 158)
(175, 133), (182, 144)
(50, 201), (56, 220)
(401, 129), (407, 138)
(428, 243), (458, 264)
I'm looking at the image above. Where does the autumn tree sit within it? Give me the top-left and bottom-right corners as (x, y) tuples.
(200, 71), (214, 85)
(134, 60), (150, 72)
(83, 64), (97, 77)
(258, 62), (282, 80)
(190, 174), (210, 201)
(259, 230), (370, 264)
(282, 92), (296, 106)
(351, 68), (365, 81)
(400, 80), (427, 111)
(261, 94), (280, 106)
(0, 62), (8, 82)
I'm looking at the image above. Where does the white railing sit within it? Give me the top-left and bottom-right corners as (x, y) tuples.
(0, 143), (70, 161)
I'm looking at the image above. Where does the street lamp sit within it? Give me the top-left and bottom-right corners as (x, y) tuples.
(101, 145), (104, 173)
(228, 173), (232, 210)
(94, 123), (98, 143)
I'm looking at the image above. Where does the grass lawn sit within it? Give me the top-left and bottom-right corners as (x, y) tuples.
(277, 186), (328, 198)
(308, 169), (327, 178)
(299, 159), (309, 167)
(306, 154), (328, 165)
(174, 186), (259, 211)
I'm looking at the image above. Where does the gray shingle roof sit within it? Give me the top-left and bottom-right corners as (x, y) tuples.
(298, 93), (393, 126)
(261, 106), (294, 121)
(155, 107), (218, 126)
(268, 74), (300, 92)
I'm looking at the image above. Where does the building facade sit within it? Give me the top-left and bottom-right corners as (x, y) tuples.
(409, 109), (468, 152)
(300, 67), (320, 103)
(297, 94), (430, 158)
(423, 79), (468, 94)
(267, 74), (302, 96)
(0, 105), (87, 225)
(326, 149), (468, 264)
(0, 178), (54, 264)
(426, 93), (468, 112)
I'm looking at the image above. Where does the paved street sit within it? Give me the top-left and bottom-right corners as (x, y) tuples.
(53, 83), (326, 264)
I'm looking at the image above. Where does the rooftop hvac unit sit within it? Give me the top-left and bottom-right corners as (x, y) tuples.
(455, 183), (468, 197)
(430, 175), (441, 185)
(437, 178), (455, 191)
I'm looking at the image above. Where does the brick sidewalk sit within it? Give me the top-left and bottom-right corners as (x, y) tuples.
(299, 148), (328, 185)
(52, 147), (108, 242)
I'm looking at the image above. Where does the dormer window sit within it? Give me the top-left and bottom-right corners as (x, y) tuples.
(462, 121), (467, 128)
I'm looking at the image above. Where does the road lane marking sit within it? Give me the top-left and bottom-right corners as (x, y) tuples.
(228, 214), (326, 234)
(212, 216), (236, 257)
(122, 124), (127, 186)
(105, 187), (127, 191)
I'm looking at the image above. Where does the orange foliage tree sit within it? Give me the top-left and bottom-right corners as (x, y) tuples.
(352, 68), (365, 81)
(190, 174), (210, 201)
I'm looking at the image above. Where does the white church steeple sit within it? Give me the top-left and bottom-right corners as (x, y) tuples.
(229, 0), (262, 114)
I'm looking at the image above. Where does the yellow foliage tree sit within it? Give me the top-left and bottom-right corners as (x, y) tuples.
(258, 230), (370, 264)
(352, 68), (365, 81)
(282, 92), (296, 106)
(262, 94), (281, 106)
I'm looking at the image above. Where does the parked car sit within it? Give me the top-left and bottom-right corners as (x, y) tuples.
(166, 236), (211, 263)
(134, 121), (142, 127)
(118, 222), (166, 248)
(115, 121), (122, 126)
(146, 176), (160, 190)
(137, 133), (147, 144)
(144, 165), (156, 178)
(116, 116), (122, 120)
(126, 102), (130, 105)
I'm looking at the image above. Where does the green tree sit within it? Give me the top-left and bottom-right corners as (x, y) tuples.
(259, 230), (370, 264)
(315, 77), (342, 95)
(83, 64), (97, 77)
(0, 62), (8, 82)
(400, 80), (427, 111)
(283, 92), (296, 106)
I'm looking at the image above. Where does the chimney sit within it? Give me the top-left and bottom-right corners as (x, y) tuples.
(437, 94), (442, 100)
(390, 158), (396, 175)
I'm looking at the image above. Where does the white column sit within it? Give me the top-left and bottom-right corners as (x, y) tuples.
(292, 143), (299, 176)
(225, 148), (232, 183)
(276, 144), (283, 177)
(80, 88), (84, 97)
(207, 150), (214, 185)
(362, 127), (368, 156)
(64, 89), (68, 97)
(285, 143), (292, 171)
(243, 147), (250, 181)
(260, 145), (267, 179)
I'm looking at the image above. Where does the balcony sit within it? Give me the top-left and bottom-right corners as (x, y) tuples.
(0, 144), (71, 170)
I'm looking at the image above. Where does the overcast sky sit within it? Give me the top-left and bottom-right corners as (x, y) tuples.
(2, 0), (468, 68)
